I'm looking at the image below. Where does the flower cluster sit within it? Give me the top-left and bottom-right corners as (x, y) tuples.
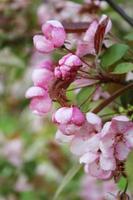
(55, 109), (133, 180)
(26, 17), (133, 183)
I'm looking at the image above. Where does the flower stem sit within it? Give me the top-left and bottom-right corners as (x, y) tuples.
(92, 82), (133, 114)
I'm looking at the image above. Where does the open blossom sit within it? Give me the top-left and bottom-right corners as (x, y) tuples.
(54, 53), (82, 80)
(100, 115), (133, 161)
(55, 112), (133, 180)
(76, 15), (112, 57)
(33, 20), (66, 53)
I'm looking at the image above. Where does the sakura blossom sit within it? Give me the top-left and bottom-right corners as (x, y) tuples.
(2, 0), (133, 199)
(33, 20), (66, 53)
(24, 3), (133, 198)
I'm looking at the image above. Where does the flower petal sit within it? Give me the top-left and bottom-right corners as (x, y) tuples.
(100, 155), (116, 171)
(30, 95), (52, 115)
(25, 86), (46, 98)
(116, 142), (130, 161)
(80, 152), (98, 164)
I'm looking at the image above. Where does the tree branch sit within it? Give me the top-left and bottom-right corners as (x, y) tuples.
(92, 82), (133, 114)
(101, 0), (133, 27)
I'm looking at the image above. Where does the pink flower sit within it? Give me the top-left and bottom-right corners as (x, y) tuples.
(32, 60), (54, 89)
(33, 35), (54, 53)
(53, 106), (85, 126)
(100, 115), (133, 161)
(42, 20), (66, 47)
(81, 175), (118, 200)
(76, 15), (112, 57)
(54, 53), (82, 80)
(79, 133), (115, 180)
(59, 53), (82, 67)
(25, 86), (52, 115)
(33, 20), (66, 53)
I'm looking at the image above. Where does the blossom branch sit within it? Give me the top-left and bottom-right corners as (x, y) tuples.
(92, 82), (133, 114)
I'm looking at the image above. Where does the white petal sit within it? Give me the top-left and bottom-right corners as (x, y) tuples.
(116, 142), (130, 161)
(55, 130), (74, 143)
(54, 107), (72, 124)
(25, 86), (46, 98)
(80, 152), (98, 164)
(70, 137), (89, 156)
(100, 155), (116, 171)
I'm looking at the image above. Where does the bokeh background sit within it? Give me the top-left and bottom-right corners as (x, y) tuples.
(0, 0), (133, 199)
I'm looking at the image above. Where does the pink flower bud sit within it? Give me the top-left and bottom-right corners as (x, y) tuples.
(54, 65), (73, 80)
(42, 20), (66, 47)
(32, 68), (54, 89)
(25, 86), (52, 115)
(33, 35), (54, 53)
(53, 106), (85, 126)
(38, 60), (54, 71)
(54, 54), (82, 80)
(59, 53), (82, 68)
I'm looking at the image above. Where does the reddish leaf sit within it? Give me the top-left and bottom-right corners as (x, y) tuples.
(94, 17), (109, 54)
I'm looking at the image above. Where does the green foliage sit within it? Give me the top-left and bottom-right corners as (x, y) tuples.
(77, 86), (95, 112)
(53, 164), (81, 200)
(101, 44), (129, 69)
(112, 62), (133, 74)
(117, 176), (127, 191)
(124, 32), (133, 41)
(20, 191), (37, 200)
(69, 0), (83, 4)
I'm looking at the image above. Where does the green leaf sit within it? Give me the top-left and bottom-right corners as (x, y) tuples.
(117, 176), (127, 190)
(77, 86), (95, 112)
(20, 191), (37, 200)
(124, 32), (133, 41)
(101, 44), (129, 69)
(70, 0), (83, 3)
(53, 163), (81, 200)
(112, 62), (133, 74)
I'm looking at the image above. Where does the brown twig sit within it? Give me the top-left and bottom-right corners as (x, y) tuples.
(92, 82), (133, 114)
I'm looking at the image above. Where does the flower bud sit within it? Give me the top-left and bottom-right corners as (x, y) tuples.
(53, 106), (85, 126)
(42, 20), (66, 47)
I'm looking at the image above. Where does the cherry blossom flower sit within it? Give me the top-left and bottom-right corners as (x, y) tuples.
(53, 106), (85, 126)
(32, 60), (54, 89)
(100, 115), (133, 161)
(42, 20), (66, 47)
(25, 86), (52, 115)
(54, 53), (82, 80)
(33, 35), (54, 53)
(33, 20), (66, 53)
